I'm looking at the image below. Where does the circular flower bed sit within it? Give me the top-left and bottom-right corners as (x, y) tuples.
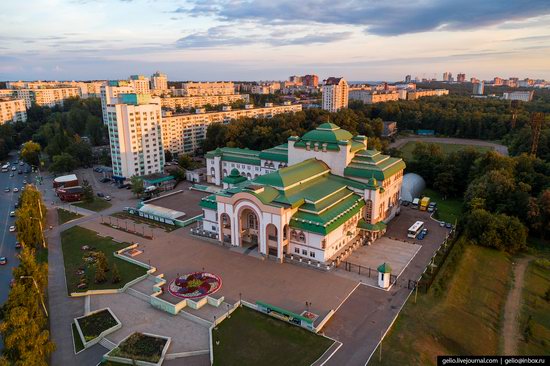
(168, 272), (222, 299)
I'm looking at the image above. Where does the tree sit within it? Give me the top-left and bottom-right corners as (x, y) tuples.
(178, 154), (193, 169)
(81, 180), (94, 203)
(67, 140), (93, 167)
(20, 141), (41, 166)
(130, 176), (144, 197)
(93, 252), (109, 284)
(111, 263), (121, 284)
(164, 150), (173, 163)
(49, 153), (78, 174)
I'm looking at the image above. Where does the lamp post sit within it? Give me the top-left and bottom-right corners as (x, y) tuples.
(20, 276), (48, 317)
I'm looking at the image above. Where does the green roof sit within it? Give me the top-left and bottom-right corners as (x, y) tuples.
(254, 159), (329, 189)
(205, 147), (261, 165)
(223, 168), (247, 184)
(255, 301), (313, 324)
(344, 149), (406, 181)
(258, 143), (288, 163)
(357, 219), (387, 231)
(377, 262), (392, 273)
(301, 123), (353, 143)
(199, 195), (217, 210)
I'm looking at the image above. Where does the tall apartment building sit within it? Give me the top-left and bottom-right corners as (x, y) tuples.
(161, 103), (302, 156)
(493, 77), (504, 86)
(322, 77), (348, 112)
(503, 91), (534, 102)
(105, 94), (164, 179)
(473, 81), (484, 95)
(456, 73), (466, 83)
(182, 82), (234, 96)
(151, 72), (168, 92)
(443, 72), (452, 82)
(14, 88), (80, 108)
(0, 98), (27, 124)
(129, 75), (150, 95)
(405, 75), (412, 83)
(161, 94), (248, 111)
(100, 81), (135, 124)
(302, 74), (319, 87)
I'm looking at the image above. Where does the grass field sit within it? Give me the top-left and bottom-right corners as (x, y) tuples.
(422, 188), (463, 223)
(74, 198), (112, 212)
(57, 208), (83, 224)
(399, 141), (493, 161)
(518, 256), (550, 355)
(368, 243), (512, 366)
(213, 306), (333, 366)
(61, 226), (147, 294)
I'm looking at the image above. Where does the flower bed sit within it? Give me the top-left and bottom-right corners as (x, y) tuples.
(109, 332), (169, 364)
(168, 272), (222, 299)
(76, 309), (119, 342)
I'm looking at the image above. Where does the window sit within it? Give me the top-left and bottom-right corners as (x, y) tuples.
(248, 213), (258, 230)
(294, 248), (300, 254)
(302, 249), (307, 255)
(310, 251), (315, 258)
(212, 226), (216, 231)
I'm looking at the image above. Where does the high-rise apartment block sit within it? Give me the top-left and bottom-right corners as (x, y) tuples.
(0, 98), (27, 124)
(443, 72), (452, 82)
(105, 93), (164, 179)
(129, 75), (150, 95)
(322, 77), (348, 112)
(493, 77), (504, 86)
(151, 72), (168, 92)
(302, 74), (319, 87)
(14, 88), (80, 108)
(100, 81), (135, 125)
(456, 73), (466, 82)
(405, 75), (412, 83)
(473, 81), (484, 95)
(182, 82), (234, 96)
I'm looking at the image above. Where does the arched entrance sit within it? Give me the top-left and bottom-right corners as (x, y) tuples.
(239, 208), (259, 248)
(266, 224), (278, 257)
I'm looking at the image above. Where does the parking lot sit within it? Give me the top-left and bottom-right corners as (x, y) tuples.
(387, 205), (451, 245)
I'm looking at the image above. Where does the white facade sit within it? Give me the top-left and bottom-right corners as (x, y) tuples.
(129, 75), (150, 95)
(106, 97), (164, 178)
(14, 88), (80, 108)
(100, 84), (135, 124)
(151, 72), (168, 92)
(322, 77), (349, 112)
(161, 94), (248, 111)
(182, 82), (235, 96)
(503, 91), (534, 102)
(0, 98), (27, 124)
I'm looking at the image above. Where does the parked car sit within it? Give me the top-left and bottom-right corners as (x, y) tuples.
(0, 257), (7, 265)
(402, 200), (410, 206)
(421, 228), (428, 236)
(19, 161), (24, 166)
(445, 222), (453, 229)
(18, 170), (22, 174)
(94, 167), (103, 173)
(439, 221), (445, 227)
(4, 187), (9, 192)
(9, 211), (15, 217)
(13, 188), (18, 193)
(99, 177), (111, 183)
(11, 166), (16, 171)
(104, 195), (111, 201)
(15, 242), (22, 249)
(22, 180), (27, 184)
(427, 202), (437, 212)
(9, 226), (16, 232)
(14, 202), (18, 208)
(9, 173), (14, 177)
(417, 233), (425, 240)
(97, 192), (105, 197)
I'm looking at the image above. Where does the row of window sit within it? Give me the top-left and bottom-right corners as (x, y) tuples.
(294, 247), (316, 258)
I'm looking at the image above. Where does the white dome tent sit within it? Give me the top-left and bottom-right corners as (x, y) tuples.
(400, 173), (426, 202)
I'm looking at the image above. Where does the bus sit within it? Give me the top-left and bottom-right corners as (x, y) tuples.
(407, 221), (425, 238)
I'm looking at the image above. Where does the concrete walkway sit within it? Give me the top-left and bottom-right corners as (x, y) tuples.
(389, 136), (509, 156)
(502, 256), (531, 355)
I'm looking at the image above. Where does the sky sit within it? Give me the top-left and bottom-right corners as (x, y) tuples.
(1, 0), (550, 82)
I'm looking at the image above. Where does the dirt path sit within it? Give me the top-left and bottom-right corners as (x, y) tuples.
(502, 256), (531, 355)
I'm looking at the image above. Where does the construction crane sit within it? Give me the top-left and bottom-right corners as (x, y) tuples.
(510, 100), (521, 129)
(530, 112), (544, 157)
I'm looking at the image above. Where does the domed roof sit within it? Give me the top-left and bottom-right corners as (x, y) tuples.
(301, 123), (353, 143)
(400, 173), (426, 202)
(223, 168), (247, 184)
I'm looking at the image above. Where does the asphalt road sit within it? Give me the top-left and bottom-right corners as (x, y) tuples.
(0, 156), (35, 350)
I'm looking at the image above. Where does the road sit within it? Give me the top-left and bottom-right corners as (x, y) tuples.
(0, 156), (35, 350)
(389, 136), (509, 156)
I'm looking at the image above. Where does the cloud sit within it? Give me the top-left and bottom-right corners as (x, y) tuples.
(181, 0), (550, 36)
(176, 25), (352, 48)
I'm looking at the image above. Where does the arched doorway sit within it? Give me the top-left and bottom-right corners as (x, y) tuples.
(266, 224), (278, 257)
(239, 208), (259, 248)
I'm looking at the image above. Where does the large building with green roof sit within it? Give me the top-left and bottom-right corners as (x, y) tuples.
(200, 123), (405, 264)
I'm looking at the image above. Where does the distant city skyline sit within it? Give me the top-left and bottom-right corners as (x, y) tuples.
(1, 0), (550, 81)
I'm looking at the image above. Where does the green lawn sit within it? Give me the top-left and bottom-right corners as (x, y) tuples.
(213, 306), (333, 366)
(400, 141), (493, 161)
(57, 208), (83, 224)
(61, 226), (147, 294)
(422, 188), (463, 223)
(74, 198), (112, 212)
(72, 323), (85, 353)
(77, 309), (118, 342)
(518, 256), (550, 355)
(368, 243), (512, 366)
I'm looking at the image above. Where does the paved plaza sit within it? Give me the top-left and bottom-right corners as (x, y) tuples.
(144, 187), (209, 218)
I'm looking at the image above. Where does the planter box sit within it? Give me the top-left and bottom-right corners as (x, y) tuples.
(104, 332), (171, 366)
(74, 308), (122, 349)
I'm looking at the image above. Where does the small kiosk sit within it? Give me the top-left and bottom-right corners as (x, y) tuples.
(377, 262), (392, 289)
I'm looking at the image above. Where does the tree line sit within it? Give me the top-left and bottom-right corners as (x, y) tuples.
(0, 186), (54, 365)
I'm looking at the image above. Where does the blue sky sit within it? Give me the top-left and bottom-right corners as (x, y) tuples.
(1, 0), (550, 81)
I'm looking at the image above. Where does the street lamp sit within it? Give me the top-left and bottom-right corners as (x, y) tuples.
(19, 276), (48, 317)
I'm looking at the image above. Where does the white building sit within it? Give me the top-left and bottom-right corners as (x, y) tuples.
(473, 82), (484, 95)
(161, 94), (248, 111)
(0, 98), (27, 124)
(200, 123), (405, 263)
(151, 72), (168, 92)
(105, 93), (164, 180)
(503, 91), (534, 102)
(182, 82), (235, 96)
(100, 82), (135, 124)
(322, 77), (349, 112)
(129, 75), (150, 95)
(14, 88), (80, 108)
